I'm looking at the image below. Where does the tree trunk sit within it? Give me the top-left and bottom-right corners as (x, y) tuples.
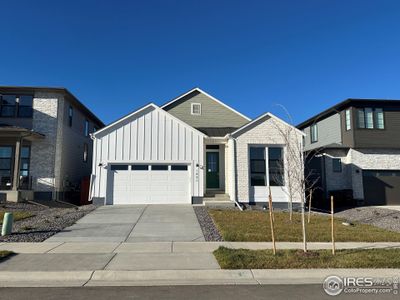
(301, 195), (307, 252)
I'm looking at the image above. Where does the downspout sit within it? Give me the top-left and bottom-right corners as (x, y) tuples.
(228, 135), (243, 211)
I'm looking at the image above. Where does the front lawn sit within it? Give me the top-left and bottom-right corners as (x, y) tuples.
(0, 211), (34, 225)
(208, 210), (400, 242)
(214, 246), (400, 269)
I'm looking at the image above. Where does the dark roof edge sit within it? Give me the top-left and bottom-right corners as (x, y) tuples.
(297, 98), (400, 129)
(0, 86), (104, 127)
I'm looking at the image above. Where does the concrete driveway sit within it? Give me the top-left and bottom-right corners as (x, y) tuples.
(47, 205), (205, 242)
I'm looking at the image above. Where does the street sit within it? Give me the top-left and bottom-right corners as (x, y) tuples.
(0, 285), (397, 300)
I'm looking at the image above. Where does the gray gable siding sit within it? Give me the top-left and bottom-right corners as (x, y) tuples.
(303, 113), (342, 151)
(163, 91), (249, 129)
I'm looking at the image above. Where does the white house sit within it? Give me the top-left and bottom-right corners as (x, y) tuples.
(90, 88), (304, 207)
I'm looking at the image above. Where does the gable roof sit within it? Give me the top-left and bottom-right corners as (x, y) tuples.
(92, 102), (207, 138)
(230, 112), (305, 138)
(297, 98), (400, 129)
(161, 87), (251, 121)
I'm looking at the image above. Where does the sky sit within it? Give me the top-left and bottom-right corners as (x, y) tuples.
(1, 0), (400, 125)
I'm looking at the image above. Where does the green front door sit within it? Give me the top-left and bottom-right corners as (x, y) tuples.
(206, 152), (219, 189)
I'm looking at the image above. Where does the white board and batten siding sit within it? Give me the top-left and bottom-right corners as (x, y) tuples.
(90, 104), (205, 204)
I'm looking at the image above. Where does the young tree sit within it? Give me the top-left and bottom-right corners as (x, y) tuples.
(269, 105), (321, 252)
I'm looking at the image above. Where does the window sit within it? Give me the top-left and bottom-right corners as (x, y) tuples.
(268, 147), (284, 186)
(357, 109), (365, 128)
(110, 164), (128, 171)
(191, 103), (201, 115)
(17, 95), (33, 117)
(68, 106), (73, 127)
(0, 95), (16, 117)
(375, 108), (384, 129)
(365, 108), (373, 129)
(345, 109), (351, 131)
(19, 146), (30, 189)
(83, 143), (88, 162)
(151, 165), (168, 170)
(0, 146), (12, 189)
(171, 165), (188, 171)
(357, 108), (384, 129)
(131, 164), (149, 170)
(310, 124), (318, 143)
(250, 147), (266, 186)
(0, 94), (33, 118)
(84, 120), (89, 136)
(332, 158), (342, 172)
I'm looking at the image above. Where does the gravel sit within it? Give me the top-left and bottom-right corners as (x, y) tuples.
(336, 207), (400, 233)
(194, 206), (223, 241)
(0, 202), (96, 242)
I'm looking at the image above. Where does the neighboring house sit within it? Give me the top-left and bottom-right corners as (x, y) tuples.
(90, 88), (303, 207)
(297, 99), (400, 206)
(0, 86), (104, 203)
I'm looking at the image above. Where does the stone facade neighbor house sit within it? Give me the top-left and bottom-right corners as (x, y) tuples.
(0, 86), (104, 202)
(90, 88), (304, 207)
(297, 99), (400, 206)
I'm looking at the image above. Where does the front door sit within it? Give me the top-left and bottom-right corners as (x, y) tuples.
(206, 152), (219, 189)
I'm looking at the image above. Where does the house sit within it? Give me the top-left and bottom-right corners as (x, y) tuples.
(90, 88), (303, 207)
(0, 86), (104, 203)
(297, 99), (400, 206)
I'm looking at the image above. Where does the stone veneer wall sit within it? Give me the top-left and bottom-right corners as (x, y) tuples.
(30, 92), (60, 195)
(234, 116), (303, 202)
(322, 148), (400, 200)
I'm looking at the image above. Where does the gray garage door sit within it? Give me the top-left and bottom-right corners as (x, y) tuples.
(363, 170), (400, 205)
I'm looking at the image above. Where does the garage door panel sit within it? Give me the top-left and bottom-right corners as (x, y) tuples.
(111, 165), (190, 204)
(363, 170), (400, 206)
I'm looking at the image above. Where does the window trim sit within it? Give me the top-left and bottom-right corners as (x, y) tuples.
(191, 103), (202, 116)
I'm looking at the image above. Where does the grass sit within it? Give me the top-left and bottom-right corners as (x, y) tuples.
(0, 211), (34, 225)
(0, 251), (13, 262)
(214, 246), (400, 269)
(208, 209), (400, 242)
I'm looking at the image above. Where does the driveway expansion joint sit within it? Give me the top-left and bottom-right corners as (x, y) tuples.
(124, 205), (148, 242)
(44, 242), (65, 253)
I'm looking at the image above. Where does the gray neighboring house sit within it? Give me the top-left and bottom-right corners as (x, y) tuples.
(298, 99), (400, 206)
(0, 86), (104, 203)
(90, 88), (304, 207)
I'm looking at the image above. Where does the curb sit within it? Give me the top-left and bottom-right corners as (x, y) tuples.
(0, 269), (398, 287)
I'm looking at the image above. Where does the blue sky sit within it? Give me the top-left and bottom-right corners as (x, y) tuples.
(1, 0), (400, 125)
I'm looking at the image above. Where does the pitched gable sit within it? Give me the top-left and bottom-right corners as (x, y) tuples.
(162, 88), (250, 129)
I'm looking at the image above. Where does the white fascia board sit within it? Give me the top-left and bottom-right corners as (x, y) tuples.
(161, 87), (251, 121)
(230, 112), (305, 137)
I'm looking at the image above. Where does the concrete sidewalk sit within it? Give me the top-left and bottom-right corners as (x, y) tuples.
(1, 241), (400, 254)
(0, 241), (399, 287)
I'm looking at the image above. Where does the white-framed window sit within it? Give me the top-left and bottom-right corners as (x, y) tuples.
(191, 103), (201, 115)
(345, 109), (351, 131)
(310, 124), (318, 143)
(249, 146), (284, 187)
